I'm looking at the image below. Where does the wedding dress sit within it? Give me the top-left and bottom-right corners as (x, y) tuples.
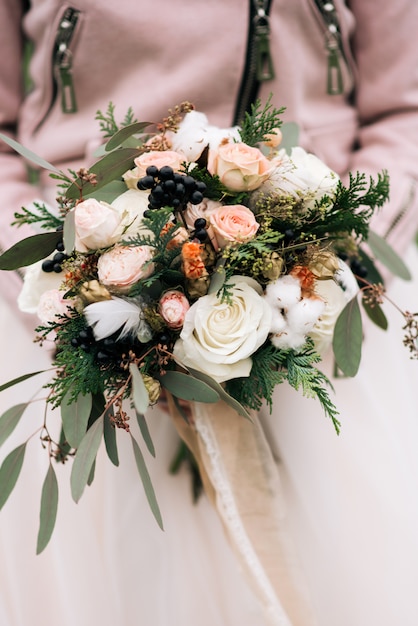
(1, 246), (417, 626)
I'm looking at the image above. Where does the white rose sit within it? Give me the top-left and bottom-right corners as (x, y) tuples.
(255, 146), (340, 210)
(111, 189), (153, 239)
(18, 260), (64, 314)
(74, 198), (123, 252)
(169, 111), (241, 161)
(173, 276), (272, 382)
(309, 279), (348, 355)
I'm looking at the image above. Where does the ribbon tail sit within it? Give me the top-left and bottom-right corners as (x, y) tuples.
(168, 396), (317, 626)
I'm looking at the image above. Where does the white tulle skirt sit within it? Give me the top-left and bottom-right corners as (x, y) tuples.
(1, 246), (418, 626)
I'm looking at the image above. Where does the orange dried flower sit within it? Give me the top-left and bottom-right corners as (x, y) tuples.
(290, 265), (317, 298)
(182, 242), (208, 279)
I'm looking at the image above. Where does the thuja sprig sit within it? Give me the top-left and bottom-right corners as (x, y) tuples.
(95, 102), (138, 138)
(12, 202), (63, 230)
(225, 340), (340, 433)
(239, 94), (285, 146)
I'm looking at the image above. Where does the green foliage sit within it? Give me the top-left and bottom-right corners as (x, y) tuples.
(239, 95), (285, 146)
(95, 102), (138, 139)
(12, 202), (63, 231)
(225, 340), (340, 433)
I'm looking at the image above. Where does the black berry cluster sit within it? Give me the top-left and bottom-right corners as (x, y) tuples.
(42, 239), (69, 274)
(137, 165), (206, 213)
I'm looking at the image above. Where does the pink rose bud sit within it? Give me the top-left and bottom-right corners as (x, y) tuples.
(207, 142), (273, 192)
(97, 245), (154, 293)
(159, 290), (190, 330)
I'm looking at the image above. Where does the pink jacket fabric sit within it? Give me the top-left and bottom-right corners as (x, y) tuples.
(1, 0), (418, 266)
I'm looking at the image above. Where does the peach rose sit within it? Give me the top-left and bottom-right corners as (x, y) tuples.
(134, 150), (186, 178)
(74, 198), (123, 252)
(97, 245), (154, 293)
(208, 142), (273, 192)
(209, 204), (259, 248)
(159, 290), (190, 330)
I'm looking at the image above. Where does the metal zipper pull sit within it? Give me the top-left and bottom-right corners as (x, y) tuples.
(53, 8), (80, 114)
(253, 3), (275, 81)
(57, 47), (77, 113)
(326, 41), (343, 95)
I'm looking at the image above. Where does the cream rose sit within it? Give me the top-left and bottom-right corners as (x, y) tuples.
(97, 245), (154, 293)
(111, 188), (153, 239)
(159, 290), (190, 330)
(256, 146), (340, 211)
(173, 276), (272, 382)
(74, 198), (123, 252)
(208, 142), (273, 192)
(209, 204), (260, 248)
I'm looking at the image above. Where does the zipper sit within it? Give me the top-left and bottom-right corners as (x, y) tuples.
(53, 7), (80, 114)
(232, 0), (274, 125)
(312, 0), (346, 95)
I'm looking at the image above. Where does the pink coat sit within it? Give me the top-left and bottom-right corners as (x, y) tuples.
(1, 0), (418, 291)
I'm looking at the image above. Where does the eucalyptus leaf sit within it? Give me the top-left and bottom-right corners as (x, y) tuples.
(187, 367), (251, 420)
(0, 403), (28, 447)
(66, 147), (142, 199)
(70, 416), (104, 503)
(362, 298), (388, 330)
(61, 389), (93, 449)
(131, 435), (163, 530)
(136, 411), (155, 457)
(157, 371), (220, 403)
(87, 459), (96, 486)
(36, 464), (58, 554)
(0, 231), (63, 270)
(103, 406), (119, 467)
(63, 210), (76, 254)
(85, 180), (127, 203)
(357, 247), (384, 285)
(129, 363), (149, 415)
(208, 264), (226, 295)
(279, 122), (300, 155)
(0, 443), (26, 510)
(105, 121), (152, 151)
(0, 371), (46, 393)
(0, 132), (60, 172)
(332, 296), (363, 377)
(367, 230), (411, 281)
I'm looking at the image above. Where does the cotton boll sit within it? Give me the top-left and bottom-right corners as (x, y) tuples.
(264, 275), (301, 310)
(286, 297), (325, 334)
(270, 330), (307, 351)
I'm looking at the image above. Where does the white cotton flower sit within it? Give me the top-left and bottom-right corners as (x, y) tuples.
(18, 260), (65, 315)
(270, 330), (307, 351)
(169, 110), (240, 161)
(264, 275), (301, 311)
(286, 297), (325, 333)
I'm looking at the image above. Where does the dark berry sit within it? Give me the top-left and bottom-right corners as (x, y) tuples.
(79, 343), (90, 352)
(144, 210), (153, 218)
(53, 252), (67, 263)
(174, 183), (186, 198)
(194, 229), (208, 242)
(284, 229), (295, 240)
(146, 165), (159, 177)
(137, 175), (155, 190)
(159, 166), (174, 180)
(162, 179), (176, 193)
(194, 218), (207, 229)
(103, 337), (115, 348)
(71, 337), (79, 348)
(173, 173), (184, 184)
(171, 198), (181, 209)
(195, 181), (207, 193)
(56, 241), (65, 252)
(78, 329), (91, 341)
(41, 259), (55, 273)
(190, 190), (204, 205)
(53, 263), (63, 273)
(182, 176), (196, 191)
(96, 351), (110, 363)
(151, 185), (164, 200)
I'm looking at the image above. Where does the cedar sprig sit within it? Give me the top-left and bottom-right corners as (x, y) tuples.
(95, 102), (138, 138)
(12, 202), (63, 230)
(239, 94), (285, 147)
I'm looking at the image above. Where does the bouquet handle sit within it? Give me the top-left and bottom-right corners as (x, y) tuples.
(167, 395), (317, 626)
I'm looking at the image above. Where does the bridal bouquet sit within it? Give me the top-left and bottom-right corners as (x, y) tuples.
(0, 99), (410, 553)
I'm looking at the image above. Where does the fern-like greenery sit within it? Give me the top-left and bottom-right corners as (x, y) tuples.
(12, 202), (63, 230)
(95, 102), (138, 138)
(239, 95), (285, 146)
(225, 340), (340, 433)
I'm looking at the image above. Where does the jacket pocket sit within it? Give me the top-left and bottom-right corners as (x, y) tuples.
(34, 6), (82, 132)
